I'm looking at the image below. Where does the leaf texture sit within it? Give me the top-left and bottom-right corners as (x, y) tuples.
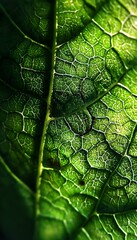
(0, 0), (137, 239)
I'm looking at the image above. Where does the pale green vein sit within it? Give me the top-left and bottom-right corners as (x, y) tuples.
(118, 82), (137, 97)
(92, 18), (116, 37)
(81, 228), (92, 240)
(113, 215), (127, 236)
(34, 0), (58, 225)
(0, 156), (34, 195)
(0, 4), (51, 51)
(99, 209), (137, 216)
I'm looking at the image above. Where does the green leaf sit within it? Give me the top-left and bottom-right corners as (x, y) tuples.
(0, 0), (137, 239)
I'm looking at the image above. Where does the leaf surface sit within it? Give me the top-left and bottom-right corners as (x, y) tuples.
(0, 0), (137, 239)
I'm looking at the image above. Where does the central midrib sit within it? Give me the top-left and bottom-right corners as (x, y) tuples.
(34, 0), (58, 236)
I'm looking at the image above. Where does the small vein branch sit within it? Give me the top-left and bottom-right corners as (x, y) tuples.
(0, 3), (51, 51)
